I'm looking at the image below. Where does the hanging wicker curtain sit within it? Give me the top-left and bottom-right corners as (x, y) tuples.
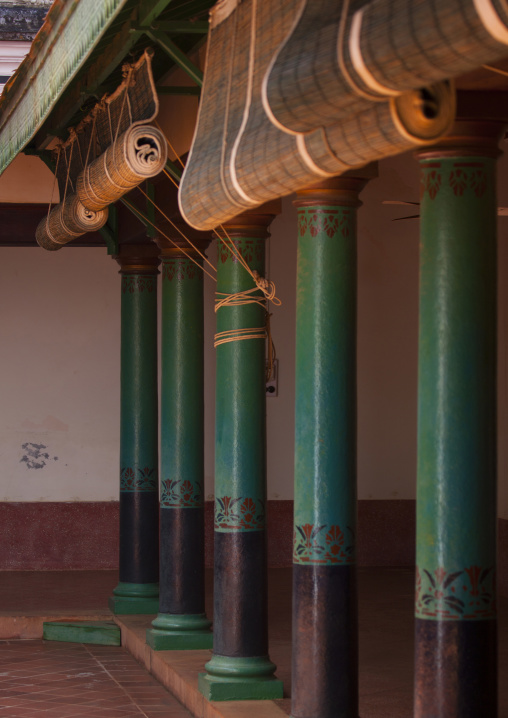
(263, 0), (508, 133)
(179, 0), (455, 231)
(178, 0), (258, 231)
(36, 194), (108, 251)
(77, 125), (167, 211)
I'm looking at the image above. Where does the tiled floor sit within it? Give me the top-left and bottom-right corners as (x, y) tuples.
(0, 569), (506, 717)
(0, 639), (192, 717)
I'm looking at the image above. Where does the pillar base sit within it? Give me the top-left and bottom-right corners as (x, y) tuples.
(146, 613), (213, 650)
(199, 655), (284, 701)
(109, 582), (159, 615)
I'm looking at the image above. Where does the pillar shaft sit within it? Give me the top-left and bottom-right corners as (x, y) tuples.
(147, 235), (213, 650)
(109, 243), (160, 615)
(414, 122), (503, 716)
(199, 205), (283, 701)
(291, 172), (375, 718)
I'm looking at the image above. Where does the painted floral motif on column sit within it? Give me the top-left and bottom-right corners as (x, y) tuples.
(162, 260), (197, 281)
(293, 523), (355, 565)
(415, 565), (496, 620)
(420, 164), (442, 199)
(120, 466), (157, 491)
(218, 238), (264, 265)
(160, 478), (202, 508)
(299, 208), (351, 239)
(121, 277), (155, 293)
(214, 496), (265, 530)
(421, 162), (488, 201)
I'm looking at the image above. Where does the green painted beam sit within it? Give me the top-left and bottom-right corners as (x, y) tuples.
(145, 29), (203, 86)
(152, 20), (208, 33)
(101, 205), (119, 255)
(139, 0), (175, 27)
(165, 159), (183, 181)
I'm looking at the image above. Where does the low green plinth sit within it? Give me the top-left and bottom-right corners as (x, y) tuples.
(199, 655), (284, 701)
(147, 612), (213, 650)
(43, 621), (121, 646)
(109, 581), (159, 615)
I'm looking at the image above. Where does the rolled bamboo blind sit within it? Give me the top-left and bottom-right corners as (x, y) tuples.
(36, 50), (164, 250)
(263, 0), (508, 133)
(179, 0), (455, 231)
(76, 125), (168, 212)
(36, 194), (108, 251)
(178, 0), (257, 231)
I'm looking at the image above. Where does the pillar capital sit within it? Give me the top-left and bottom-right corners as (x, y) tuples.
(114, 242), (160, 275)
(156, 222), (212, 260)
(294, 163), (378, 209)
(219, 199), (282, 238)
(416, 119), (507, 161)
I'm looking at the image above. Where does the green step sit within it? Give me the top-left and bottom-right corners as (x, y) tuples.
(43, 621), (121, 646)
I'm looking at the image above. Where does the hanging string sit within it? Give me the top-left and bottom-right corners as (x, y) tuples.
(113, 66), (134, 147)
(265, 310), (276, 381)
(121, 196), (217, 282)
(136, 146), (280, 355)
(212, 224), (281, 307)
(84, 107), (99, 172)
(62, 132), (76, 203)
(136, 183), (217, 275)
(129, 182), (277, 361)
(211, 224), (279, 362)
(482, 64), (508, 78)
(45, 145), (62, 232)
(146, 119), (281, 309)
(163, 167), (181, 190)
(121, 119), (281, 358)
(155, 119), (185, 170)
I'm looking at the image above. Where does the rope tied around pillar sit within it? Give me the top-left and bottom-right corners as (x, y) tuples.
(123, 123), (281, 379)
(212, 228), (279, 379)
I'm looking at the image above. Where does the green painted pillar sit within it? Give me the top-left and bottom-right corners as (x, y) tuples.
(147, 231), (213, 650)
(109, 243), (160, 615)
(199, 202), (284, 701)
(414, 119), (505, 716)
(291, 171), (376, 718)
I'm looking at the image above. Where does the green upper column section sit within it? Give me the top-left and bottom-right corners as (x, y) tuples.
(160, 249), (205, 509)
(117, 244), (160, 493)
(416, 128), (501, 621)
(293, 175), (373, 567)
(214, 208), (279, 533)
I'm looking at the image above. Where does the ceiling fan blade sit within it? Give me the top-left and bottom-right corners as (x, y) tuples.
(392, 214), (420, 221)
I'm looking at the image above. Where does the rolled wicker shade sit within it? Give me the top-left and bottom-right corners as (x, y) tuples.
(76, 125), (167, 212)
(264, 0), (508, 133)
(302, 82), (456, 175)
(36, 194), (108, 251)
(178, 0), (259, 231)
(179, 0), (300, 230)
(179, 0), (455, 231)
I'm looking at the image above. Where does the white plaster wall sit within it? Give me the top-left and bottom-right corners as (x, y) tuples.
(0, 154), (58, 203)
(1, 150), (508, 516)
(0, 247), (120, 501)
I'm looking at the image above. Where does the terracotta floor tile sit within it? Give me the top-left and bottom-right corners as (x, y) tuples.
(0, 569), (506, 718)
(0, 639), (192, 718)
